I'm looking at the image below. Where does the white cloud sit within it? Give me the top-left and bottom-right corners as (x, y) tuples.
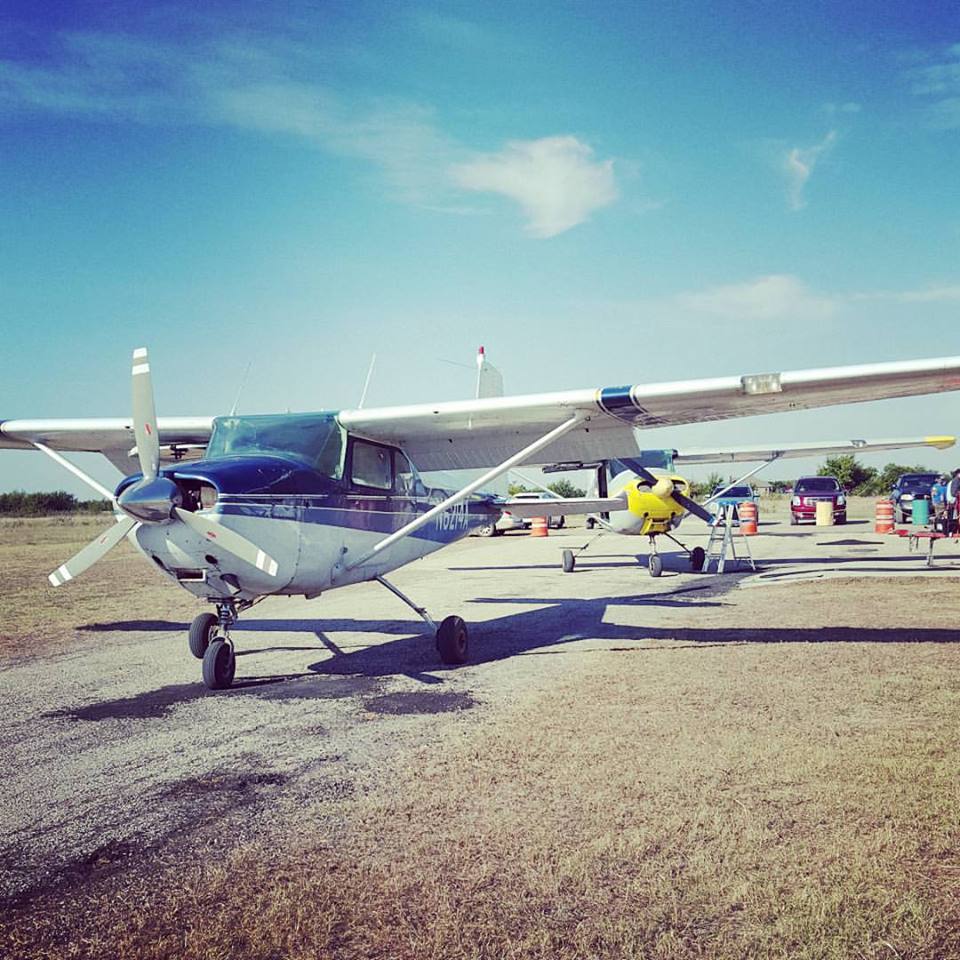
(783, 131), (836, 211)
(0, 32), (619, 235)
(850, 285), (960, 303)
(902, 43), (960, 129)
(450, 136), (617, 238)
(675, 275), (838, 321)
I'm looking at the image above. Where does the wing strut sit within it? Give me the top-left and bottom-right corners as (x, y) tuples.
(340, 413), (586, 575)
(703, 457), (782, 505)
(31, 442), (116, 501)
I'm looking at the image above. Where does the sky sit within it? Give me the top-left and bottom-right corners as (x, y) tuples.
(2, 0), (960, 496)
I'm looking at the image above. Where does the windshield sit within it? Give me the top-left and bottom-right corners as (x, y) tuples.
(901, 474), (938, 487)
(795, 477), (840, 493)
(206, 413), (345, 478)
(713, 485), (752, 498)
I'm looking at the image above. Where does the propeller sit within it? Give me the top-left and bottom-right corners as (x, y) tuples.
(48, 347), (280, 586)
(620, 458), (716, 524)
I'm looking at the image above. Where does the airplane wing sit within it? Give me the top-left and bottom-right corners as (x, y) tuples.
(0, 417), (214, 473)
(672, 435), (956, 465)
(341, 355), (960, 470)
(5, 355), (960, 476)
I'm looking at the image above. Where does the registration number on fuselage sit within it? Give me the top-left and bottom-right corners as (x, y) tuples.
(435, 501), (470, 531)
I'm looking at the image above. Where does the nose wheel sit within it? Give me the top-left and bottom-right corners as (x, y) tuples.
(202, 637), (236, 689)
(190, 599), (252, 689)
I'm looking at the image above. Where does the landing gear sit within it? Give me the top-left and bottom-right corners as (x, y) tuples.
(436, 615), (469, 664)
(562, 549), (576, 573)
(191, 598), (254, 690)
(202, 638), (236, 689)
(188, 612), (218, 660)
(649, 554), (663, 577)
(375, 575), (470, 667)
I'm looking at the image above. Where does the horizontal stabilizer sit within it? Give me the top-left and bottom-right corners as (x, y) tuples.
(502, 495), (629, 518)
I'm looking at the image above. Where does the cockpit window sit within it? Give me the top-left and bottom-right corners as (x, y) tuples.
(206, 413), (345, 478)
(351, 440), (393, 490)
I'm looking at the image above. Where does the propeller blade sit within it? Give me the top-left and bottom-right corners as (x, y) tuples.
(48, 516), (138, 586)
(672, 490), (715, 524)
(131, 346), (160, 482)
(619, 459), (660, 487)
(174, 508), (280, 578)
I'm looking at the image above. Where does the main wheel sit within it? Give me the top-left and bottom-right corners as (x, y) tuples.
(690, 546), (706, 572)
(202, 638), (236, 689)
(188, 612), (218, 660)
(562, 549), (576, 573)
(436, 615), (469, 665)
(649, 555), (663, 578)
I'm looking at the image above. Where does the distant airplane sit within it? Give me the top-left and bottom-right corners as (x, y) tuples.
(3, 346), (960, 689)
(501, 434), (956, 575)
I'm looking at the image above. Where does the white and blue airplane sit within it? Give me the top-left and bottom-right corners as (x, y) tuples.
(3, 347), (960, 688)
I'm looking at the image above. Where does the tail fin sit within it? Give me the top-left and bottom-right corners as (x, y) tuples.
(475, 345), (504, 400)
(475, 346), (508, 497)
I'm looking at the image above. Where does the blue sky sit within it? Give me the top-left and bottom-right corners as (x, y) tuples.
(2, 0), (960, 494)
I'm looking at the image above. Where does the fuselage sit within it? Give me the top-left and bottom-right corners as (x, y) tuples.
(119, 412), (499, 602)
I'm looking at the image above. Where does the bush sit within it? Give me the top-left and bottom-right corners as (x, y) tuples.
(0, 490), (112, 516)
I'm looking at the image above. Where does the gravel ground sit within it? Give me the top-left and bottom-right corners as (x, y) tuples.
(2, 511), (957, 908)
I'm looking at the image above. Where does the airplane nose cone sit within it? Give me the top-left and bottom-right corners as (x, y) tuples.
(118, 476), (182, 523)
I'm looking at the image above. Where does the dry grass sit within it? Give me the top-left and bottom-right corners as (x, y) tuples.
(2, 515), (959, 958)
(0, 516), (197, 656)
(4, 615), (959, 959)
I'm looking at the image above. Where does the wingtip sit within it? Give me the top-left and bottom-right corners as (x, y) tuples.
(925, 435), (956, 450)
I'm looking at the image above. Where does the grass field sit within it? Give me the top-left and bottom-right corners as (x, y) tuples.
(2, 516), (959, 959)
(0, 516), (198, 656)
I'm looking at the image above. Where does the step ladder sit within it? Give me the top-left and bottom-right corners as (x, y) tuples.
(704, 503), (756, 574)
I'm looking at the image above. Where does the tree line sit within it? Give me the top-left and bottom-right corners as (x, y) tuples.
(0, 491), (112, 516)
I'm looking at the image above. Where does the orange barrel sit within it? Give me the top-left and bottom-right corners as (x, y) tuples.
(875, 499), (895, 534)
(530, 516), (549, 537)
(738, 501), (758, 535)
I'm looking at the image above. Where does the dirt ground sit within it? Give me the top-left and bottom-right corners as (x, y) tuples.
(1, 505), (958, 959)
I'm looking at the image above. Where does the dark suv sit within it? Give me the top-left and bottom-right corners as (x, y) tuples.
(891, 472), (939, 524)
(790, 476), (847, 525)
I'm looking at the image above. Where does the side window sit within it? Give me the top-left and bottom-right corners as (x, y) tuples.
(351, 441), (393, 490)
(394, 449), (426, 497)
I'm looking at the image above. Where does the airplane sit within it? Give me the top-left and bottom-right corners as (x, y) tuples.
(3, 346), (960, 690)
(502, 435), (957, 576)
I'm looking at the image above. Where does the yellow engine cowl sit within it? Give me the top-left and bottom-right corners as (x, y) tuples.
(605, 471), (692, 536)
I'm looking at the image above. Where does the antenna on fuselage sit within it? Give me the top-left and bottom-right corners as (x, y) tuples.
(358, 353), (377, 409)
(229, 361), (253, 416)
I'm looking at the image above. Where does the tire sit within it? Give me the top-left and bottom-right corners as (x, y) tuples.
(562, 549), (575, 573)
(649, 555), (663, 578)
(475, 521), (496, 538)
(836, 515), (847, 525)
(188, 612), (218, 660)
(556, 517), (565, 530)
(690, 546), (705, 572)
(436, 615), (469, 665)
(586, 517), (596, 530)
(202, 638), (236, 689)
(790, 514), (798, 526)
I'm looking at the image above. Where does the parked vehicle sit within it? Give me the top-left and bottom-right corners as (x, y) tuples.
(710, 483), (759, 522)
(790, 476), (847, 524)
(890, 472), (939, 524)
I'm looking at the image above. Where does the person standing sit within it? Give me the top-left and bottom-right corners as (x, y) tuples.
(931, 475), (949, 528)
(947, 469), (960, 532)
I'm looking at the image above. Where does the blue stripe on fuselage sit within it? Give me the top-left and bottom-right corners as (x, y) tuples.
(216, 494), (498, 544)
